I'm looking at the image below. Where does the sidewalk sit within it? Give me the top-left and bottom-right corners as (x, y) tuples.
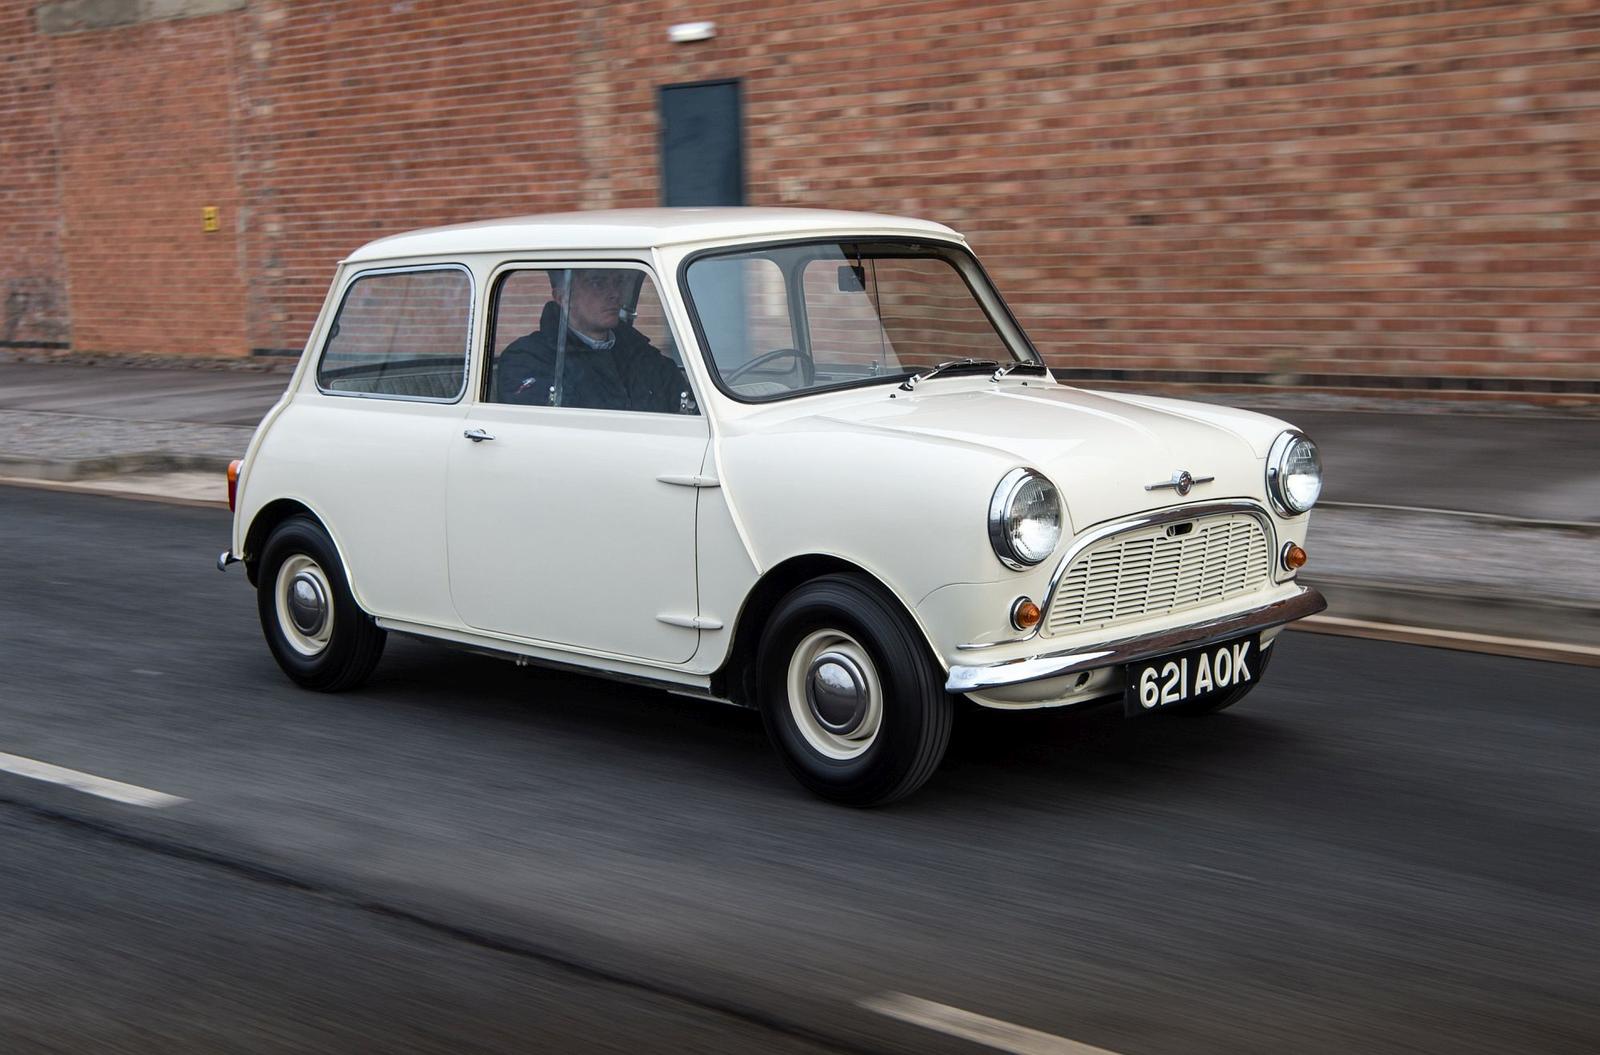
(1, 360), (1595, 655)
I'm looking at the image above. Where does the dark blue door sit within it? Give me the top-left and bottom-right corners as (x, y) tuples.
(660, 81), (744, 207)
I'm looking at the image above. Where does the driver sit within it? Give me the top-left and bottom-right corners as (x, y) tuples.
(496, 269), (686, 413)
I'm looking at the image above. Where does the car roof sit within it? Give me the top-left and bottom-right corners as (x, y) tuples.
(343, 208), (964, 263)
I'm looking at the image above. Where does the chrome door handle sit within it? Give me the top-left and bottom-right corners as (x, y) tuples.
(463, 428), (495, 443)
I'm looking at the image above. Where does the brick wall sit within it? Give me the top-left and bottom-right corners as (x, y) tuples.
(51, 11), (250, 357)
(2, 0), (1595, 397)
(0, 1), (68, 349)
(237, 0), (590, 355)
(604, 0), (1599, 396)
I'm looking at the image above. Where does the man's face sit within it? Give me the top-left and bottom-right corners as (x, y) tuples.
(554, 270), (628, 340)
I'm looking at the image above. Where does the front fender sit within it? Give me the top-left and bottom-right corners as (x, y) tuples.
(716, 421), (1032, 658)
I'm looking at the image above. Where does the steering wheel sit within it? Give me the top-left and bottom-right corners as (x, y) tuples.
(724, 347), (815, 387)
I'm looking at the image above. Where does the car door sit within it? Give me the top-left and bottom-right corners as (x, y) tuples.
(445, 262), (708, 663)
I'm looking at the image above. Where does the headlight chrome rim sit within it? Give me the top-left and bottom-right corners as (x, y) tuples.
(1266, 430), (1322, 516)
(988, 467), (1062, 570)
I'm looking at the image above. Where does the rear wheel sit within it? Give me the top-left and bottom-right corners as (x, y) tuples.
(757, 574), (952, 806)
(256, 516), (385, 691)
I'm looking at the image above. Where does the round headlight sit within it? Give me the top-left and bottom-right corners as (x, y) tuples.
(1266, 431), (1322, 515)
(989, 468), (1062, 569)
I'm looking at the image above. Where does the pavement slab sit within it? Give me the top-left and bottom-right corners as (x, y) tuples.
(1251, 407), (1600, 524)
(0, 410), (254, 479)
(0, 361), (289, 427)
(1308, 508), (1600, 608)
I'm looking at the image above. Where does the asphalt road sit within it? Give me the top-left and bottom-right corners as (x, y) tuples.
(1, 485), (1596, 1054)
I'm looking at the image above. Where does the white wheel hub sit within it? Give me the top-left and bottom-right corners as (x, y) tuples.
(786, 629), (882, 760)
(275, 554), (334, 657)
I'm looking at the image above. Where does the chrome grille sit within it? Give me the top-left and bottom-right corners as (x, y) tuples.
(1045, 512), (1271, 635)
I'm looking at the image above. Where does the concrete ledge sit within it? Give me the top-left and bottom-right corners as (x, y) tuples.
(0, 349), (295, 373)
(1307, 576), (1600, 651)
(0, 474), (228, 510)
(1293, 614), (1600, 668)
(0, 452), (233, 481)
(37, 0), (245, 36)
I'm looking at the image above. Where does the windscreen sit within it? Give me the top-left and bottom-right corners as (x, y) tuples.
(684, 241), (1034, 400)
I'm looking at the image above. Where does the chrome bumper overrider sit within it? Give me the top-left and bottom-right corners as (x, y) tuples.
(944, 586), (1327, 694)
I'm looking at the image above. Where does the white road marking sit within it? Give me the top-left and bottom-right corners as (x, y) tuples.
(0, 752), (187, 808)
(859, 992), (1124, 1055)
(1293, 614), (1600, 667)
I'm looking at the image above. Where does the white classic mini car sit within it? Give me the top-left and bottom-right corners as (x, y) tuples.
(222, 209), (1325, 805)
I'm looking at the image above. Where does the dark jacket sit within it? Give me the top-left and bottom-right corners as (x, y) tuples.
(494, 301), (686, 413)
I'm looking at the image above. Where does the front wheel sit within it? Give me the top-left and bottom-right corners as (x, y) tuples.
(256, 516), (385, 692)
(757, 574), (953, 806)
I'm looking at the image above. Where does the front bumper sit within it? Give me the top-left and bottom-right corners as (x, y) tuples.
(945, 585), (1326, 694)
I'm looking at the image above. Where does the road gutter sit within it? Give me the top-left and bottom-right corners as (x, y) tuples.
(1292, 614), (1600, 667)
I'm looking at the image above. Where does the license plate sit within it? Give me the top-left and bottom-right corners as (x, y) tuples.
(1125, 635), (1260, 714)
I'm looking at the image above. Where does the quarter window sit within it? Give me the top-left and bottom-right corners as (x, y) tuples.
(317, 268), (472, 401)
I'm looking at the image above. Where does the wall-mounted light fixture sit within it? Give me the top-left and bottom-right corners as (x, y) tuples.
(668, 21), (716, 43)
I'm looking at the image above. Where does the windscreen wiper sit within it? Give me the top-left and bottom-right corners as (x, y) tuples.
(991, 361), (1051, 381)
(899, 358), (1000, 391)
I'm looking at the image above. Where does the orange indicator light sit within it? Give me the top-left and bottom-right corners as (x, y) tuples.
(1283, 543), (1308, 571)
(227, 459), (242, 512)
(1011, 598), (1042, 630)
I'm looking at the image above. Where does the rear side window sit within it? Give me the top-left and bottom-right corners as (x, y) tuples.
(316, 267), (472, 401)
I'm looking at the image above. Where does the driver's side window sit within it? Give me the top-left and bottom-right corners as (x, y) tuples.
(486, 266), (696, 414)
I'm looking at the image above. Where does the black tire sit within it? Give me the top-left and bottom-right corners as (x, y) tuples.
(1157, 639), (1275, 716)
(756, 574), (953, 806)
(256, 516), (386, 692)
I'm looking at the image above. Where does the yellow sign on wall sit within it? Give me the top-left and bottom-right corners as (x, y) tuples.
(202, 206), (220, 233)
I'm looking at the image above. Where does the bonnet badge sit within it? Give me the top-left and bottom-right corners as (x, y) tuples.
(1145, 469), (1214, 495)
